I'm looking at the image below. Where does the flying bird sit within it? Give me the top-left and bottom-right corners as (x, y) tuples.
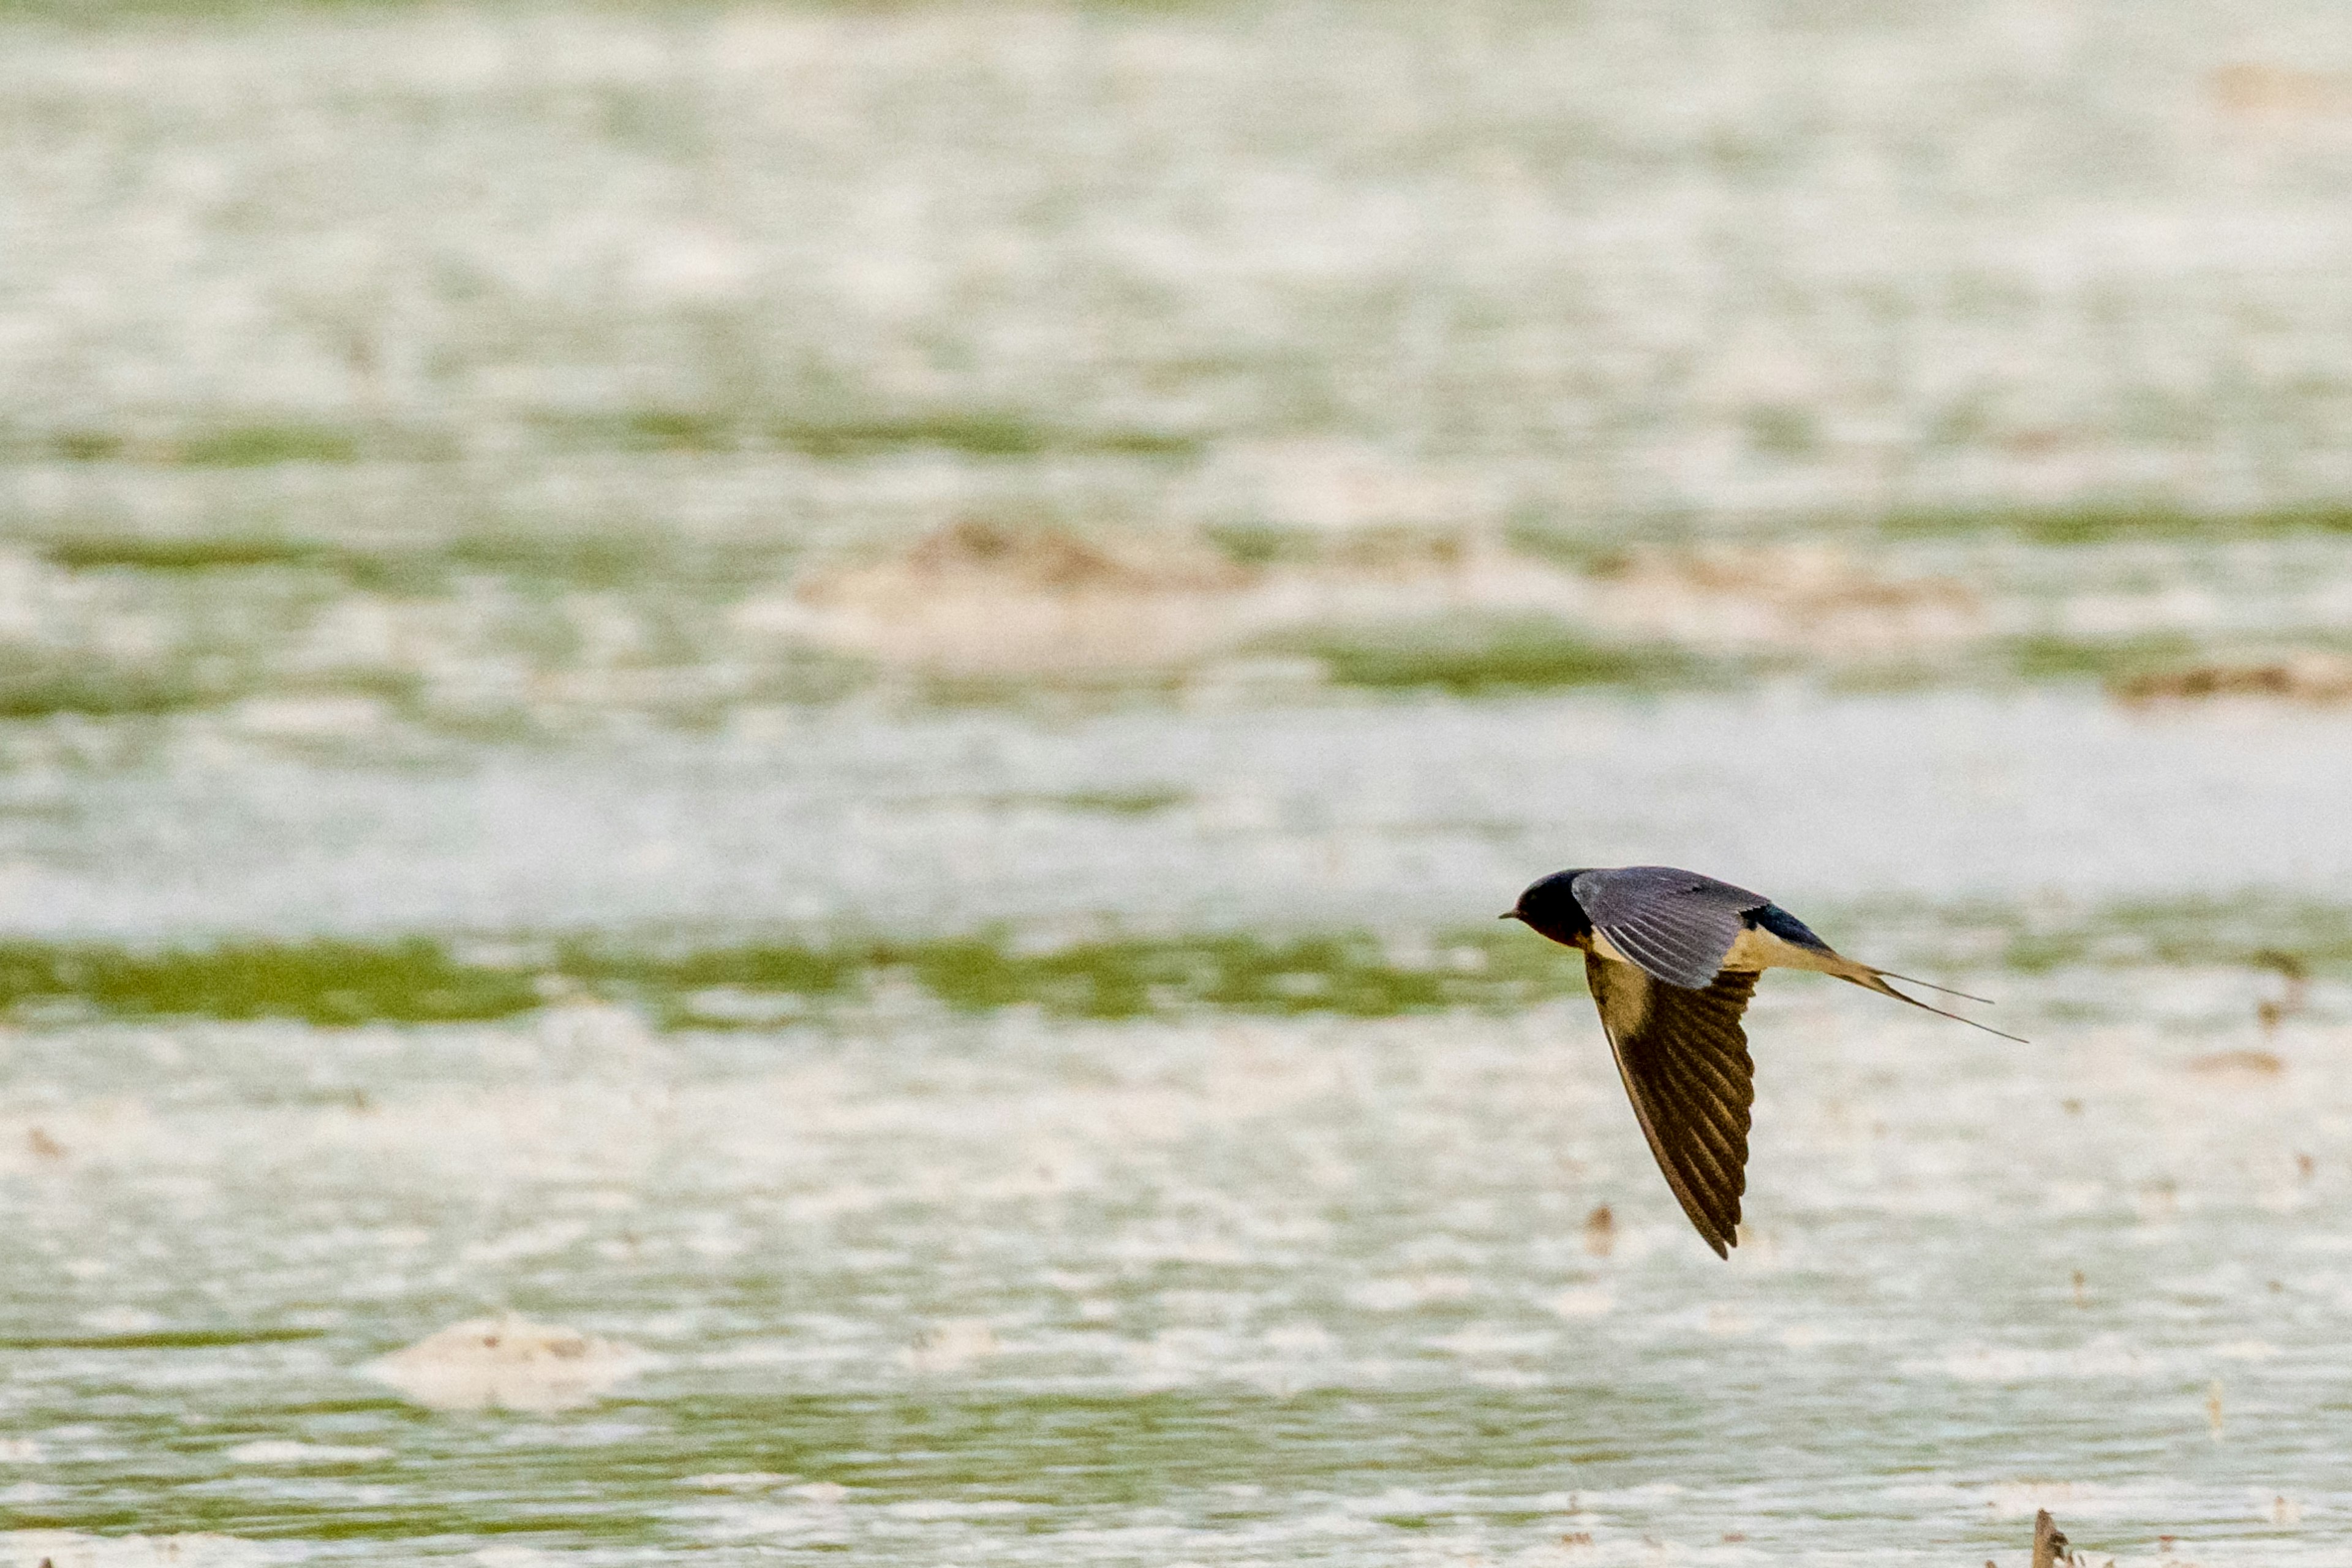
(1504, 865), (2019, 1257)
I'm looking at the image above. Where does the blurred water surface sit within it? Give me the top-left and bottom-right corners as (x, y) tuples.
(4, 1), (2352, 1563)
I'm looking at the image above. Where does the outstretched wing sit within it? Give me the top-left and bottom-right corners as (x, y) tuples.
(1570, 866), (1765, 990)
(1584, 952), (1758, 1257)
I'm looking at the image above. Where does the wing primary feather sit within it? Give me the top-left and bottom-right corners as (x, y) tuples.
(1675, 1048), (1749, 1109)
(1665, 1121), (1741, 1196)
(1686, 1123), (1750, 1183)
(1663, 1072), (1751, 1177)
(1654, 1053), (1748, 1142)
(1581, 956), (1759, 1257)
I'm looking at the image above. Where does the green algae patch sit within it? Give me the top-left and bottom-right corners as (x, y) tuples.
(5, 905), (2347, 1030)
(2002, 631), (2206, 684)
(1880, 503), (2352, 546)
(1039, 788), (1188, 815)
(767, 413), (1200, 461)
(0, 1327), (327, 1351)
(0, 927), (1579, 1029)
(1264, 617), (1714, 695)
(0, 663), (234, 718)
(587, 927), (1575, 1025)
(440, 527), (677, 590)
(1983, 897), (2352, 974)
(175, 424), (365, 467)
(0, 938), (544, 1026)
(12, 424), (361, 466)
(522, 407), (1203, 461)
(40, 533), (337, 573)
(876, 931), (1534, 1019)
(32, 520), (756, 600)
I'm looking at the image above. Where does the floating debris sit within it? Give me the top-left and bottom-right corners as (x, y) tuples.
(775, 521), (1256, 676)
(2209, 63), (2352, 120)
(2253, 951), (2310, 1035)
(364, 1314), (647, 1413)
(2185, 1050), (2285, 1080)
(2032, 1507), (2075, 1568)
(1581, 1203), (1616, 1258)
(902, 1319), (999, 1373)
(885, 519), (1247, 596)
(2111, 652), (2352, 706)
(1583, 545), (1979, 655)
(766, 518), (1598, 680)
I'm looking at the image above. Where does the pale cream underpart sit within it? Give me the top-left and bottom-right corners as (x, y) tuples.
(1589, 922), (1855, 979)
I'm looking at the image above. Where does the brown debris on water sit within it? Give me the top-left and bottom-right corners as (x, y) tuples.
(2111, 652), (2352, 707)
(780, 519), (1259, 676)
(2253, 950), (2309, 1036)
(1583, 545), (1978, 655)
(1316, 524), (1483, 576)
(2185, 1049), (2285, 1080)
(763, 524), (1981, 680)
(767, 518), (1586, 679)
(2209, 63), (2352, 121)
(2031, 1508), (2074, 1568)
(1581, 1203), (1615, 1257)
(881, 518), (1250, 597)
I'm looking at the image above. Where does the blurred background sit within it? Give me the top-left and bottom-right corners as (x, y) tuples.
(3, 1), (2351, 1563)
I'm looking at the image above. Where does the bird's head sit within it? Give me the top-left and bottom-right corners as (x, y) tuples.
(1502, 869), (1593, 948)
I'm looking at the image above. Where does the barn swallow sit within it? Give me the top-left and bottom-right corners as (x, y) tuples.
(1504, 865), (2019, 1256)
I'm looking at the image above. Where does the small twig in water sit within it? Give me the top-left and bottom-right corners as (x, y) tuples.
(2032, 1507), (2073, 1568)
(2253, 949), (2309, 1035)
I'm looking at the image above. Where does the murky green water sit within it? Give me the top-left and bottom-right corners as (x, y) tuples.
(6, 1), (2352, 1562)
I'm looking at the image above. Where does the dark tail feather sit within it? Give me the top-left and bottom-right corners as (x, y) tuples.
(1846, 972), (2029, 1043)
(1870, 968), (1995, 1006)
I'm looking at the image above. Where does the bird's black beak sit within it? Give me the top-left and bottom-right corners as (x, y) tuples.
(1498, 910), (1523, 922)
